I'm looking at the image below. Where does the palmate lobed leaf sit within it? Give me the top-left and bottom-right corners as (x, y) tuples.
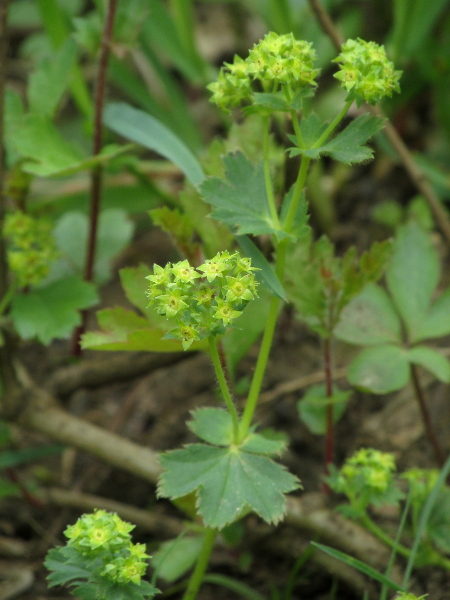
(200, 152), (286, 239)
(290, 114), (385, 164)
(10, 276), (98, 344)
(158, 443), (299, 528)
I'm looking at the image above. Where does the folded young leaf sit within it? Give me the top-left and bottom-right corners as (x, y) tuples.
(158, 443), (300, 528)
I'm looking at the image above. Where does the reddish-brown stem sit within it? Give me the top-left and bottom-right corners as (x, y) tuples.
(410, 364), (446, 467)
(72, 0), (118, 355)
(323, 337), (334, 492)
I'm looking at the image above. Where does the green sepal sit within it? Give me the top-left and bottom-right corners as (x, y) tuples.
(347, 344), (410, 394)
(297, 384), (351, 435)
(158, 443), (300, 528)
(199, 152), (287, 239)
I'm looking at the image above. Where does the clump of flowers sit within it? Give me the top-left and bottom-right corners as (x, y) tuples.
(207, 31), (320, 112)
(327, 448), (404, 516)
(45, 510), (157, 599)
(394, 594), (428, 600)
(333, 38), (402, 105)
(147, 251), (258, 349)
(2, 211), (59, 287)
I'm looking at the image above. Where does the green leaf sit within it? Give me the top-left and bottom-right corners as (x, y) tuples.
(250, 92), (290, 112)
(311, 543), (406, 593)
(151, 535), (203, 582)
(235, 235), (287, 301)
(119, 265), (154, 318)
(45, 546), (91, 588)
(28, 38), (77, 117)
(103, 103), (205, 186)
(387, 222), (440, 342)
(426, 487), (450, 553)
(0, 444), (64, 469)
(158, 443), (300, 528)
(10, 277), (98, 344)
(81, 307), (206, 352)
(407, 346), (450, 383)
(188, 408), (234, 446)
(49, 209), (134, 284)
(291, 115), (385, 164)
(347, 344), (410, 394)
(297, 385), (351, 435)
(200, 152), (285, 239)
(414, 286), (450, 342)
(334, 283), (403, 346)
(240, 430), (287, 456)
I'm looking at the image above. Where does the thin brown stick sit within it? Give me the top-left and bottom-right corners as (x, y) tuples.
(307, 0), (450, 246)
(410, 363), (446, 467)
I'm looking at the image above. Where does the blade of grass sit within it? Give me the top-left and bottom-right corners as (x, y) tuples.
(36, 0), (92, 118)
(204, 574), (267, 600)
(403, 453), (450, 588)
(311, 542), (406, 594)
(103, 102), (205, 186)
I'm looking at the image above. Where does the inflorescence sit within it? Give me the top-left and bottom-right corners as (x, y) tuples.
(2, 211), (58, 287)
(146, 251), (258, 349)
(333, 38), (402, 105)
(65, 510), (149, 586)
(207, 32), (320, 112)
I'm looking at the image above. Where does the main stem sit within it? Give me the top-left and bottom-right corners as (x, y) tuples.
(182, 527), (217, 600)
(72, 0), (117, 355)
(239, 152), (311, 440)
(208, 336), (240, 443)
(410, 364), (445, 467)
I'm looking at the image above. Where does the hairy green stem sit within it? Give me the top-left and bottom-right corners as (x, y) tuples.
(239, 294), (281, 441)
(313, 99), (353, 148)
(182, 527), (217, 600)
(262, 116), (280, 227)
(323, 337), (334, 484)
(208, 336), (240, 443)
(239, 151), (311, 440)
(359, 513), (410, 558)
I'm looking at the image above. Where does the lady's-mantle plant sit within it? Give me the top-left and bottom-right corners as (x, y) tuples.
(82, 31), (402, 599)
(45, 510), (158, 600)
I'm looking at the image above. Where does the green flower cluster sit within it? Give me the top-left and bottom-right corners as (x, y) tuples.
(394, 594), (428, 600)
(329, 448), (403, 513)
(208, 32), (320, 112)
(147, 251), (258, 349)
(65, 510), (149, 585)
(333, 38), (402, 105)
(2, 211), (58, 287)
